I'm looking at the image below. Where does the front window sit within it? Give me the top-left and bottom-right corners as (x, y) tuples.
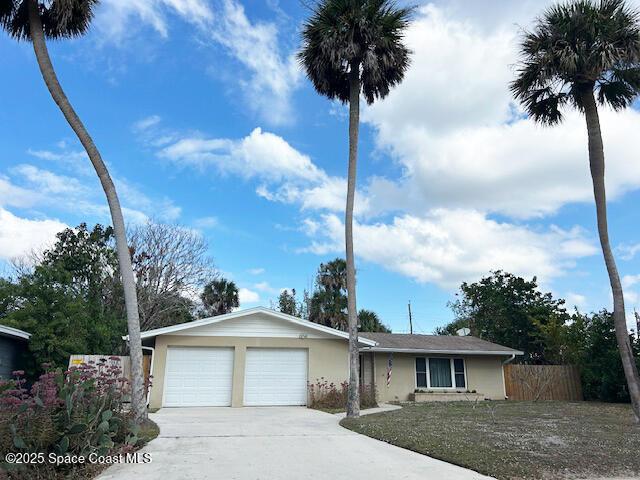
(429, 358), (452, 388)
(453, 358), (466, 388)
(416, 358), (427, 388)
(415, 357), (466, 389)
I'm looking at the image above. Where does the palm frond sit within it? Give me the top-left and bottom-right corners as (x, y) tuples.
(299, 0), (413, 104)
(1, 0), (98, 41)
(512, 0), (640, 123)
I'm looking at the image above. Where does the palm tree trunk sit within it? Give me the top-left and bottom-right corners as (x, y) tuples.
(28, 0), (147, 422)
(582, 89), (640, 422)
(346, 62), (360, 418)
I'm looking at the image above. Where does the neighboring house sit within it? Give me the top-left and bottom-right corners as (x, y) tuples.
(137, 307), (522, 409)
(0, 325), (31, 380)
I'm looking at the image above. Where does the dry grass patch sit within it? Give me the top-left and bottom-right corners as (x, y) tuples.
(340, 401), (640, 480)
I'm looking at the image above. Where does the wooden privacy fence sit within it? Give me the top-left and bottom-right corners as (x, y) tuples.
(504, 364), (583, 401)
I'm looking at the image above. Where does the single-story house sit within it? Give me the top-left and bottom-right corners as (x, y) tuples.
(0, 325), (31, 380)
(358, 332), (522, 403)
(137, 307), (522, 409)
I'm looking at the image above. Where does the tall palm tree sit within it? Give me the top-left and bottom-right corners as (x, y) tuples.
(201, 278), (239, 316)
(511, 0), (640, 421)
(300, 0), (412, 417)
(1, 0), (147, 421)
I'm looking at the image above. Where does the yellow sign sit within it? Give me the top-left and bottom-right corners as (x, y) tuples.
(71, 359), (83, 365)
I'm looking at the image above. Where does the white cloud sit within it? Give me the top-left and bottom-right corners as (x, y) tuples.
(160, 127), (326, 183)
(365, 107), (640, 219)
(238, 287), (260, 304)
(618, 243), (640, 261)
(364, 5), (515, 137)
(1, 163), (181, 226)
(27, 147), (91, 175)
(116, 177), (182, 222)
(248, 268), (265, 275)
(93, 0), (300, 124)
(210, 0), (301, 125)
(0, 176), (42, 208)
(133, 115), (162, 132)
(0, 208), (67, 261)
(94, 0), (213, 43)
(253, 281), (279, 294)
(11, 164), (89, 196)
(623, 275), (640, 290)
(362, 5), (640, 219)
(565, 293), (587, 309)
(194, 216), (219, 229)
(154, 123), (377, 215)
(300, 210), (597, 289)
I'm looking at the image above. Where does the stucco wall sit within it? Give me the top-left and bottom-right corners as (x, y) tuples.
(374, 353), (506, 403)
(149, 335), (349, 408)
(465, 356), (507, 399)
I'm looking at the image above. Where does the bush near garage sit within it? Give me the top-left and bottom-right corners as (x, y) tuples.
(308, 378), (377, 412)
(0, 358), (150, 479)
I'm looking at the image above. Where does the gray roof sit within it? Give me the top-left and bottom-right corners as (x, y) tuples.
(359, 333), (522, 355)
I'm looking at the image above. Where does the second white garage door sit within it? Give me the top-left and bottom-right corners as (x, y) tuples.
(163, 347), (234, 407)
(244, 348), (308, 406)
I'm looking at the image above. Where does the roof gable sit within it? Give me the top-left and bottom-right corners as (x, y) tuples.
(136, 307), (377, 346)
(169, 312), (336, 339)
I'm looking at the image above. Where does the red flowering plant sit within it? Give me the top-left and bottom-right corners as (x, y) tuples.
(0, 358), (144, 477)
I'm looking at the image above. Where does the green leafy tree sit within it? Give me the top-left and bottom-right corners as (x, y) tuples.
(200, 278), (239, 317)
(309, 259), (348, 330)
(445, 271), (569, 363)
(565, 310), (640, 402)
(1, 0), (146, 421)
(300, 0), (412, 418)
(1, 224), (125, 376)
(358, 309), (391, 333)
(511, 0), (640, 420)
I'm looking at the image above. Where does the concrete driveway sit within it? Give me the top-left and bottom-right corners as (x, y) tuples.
(98, 407), (493, 480)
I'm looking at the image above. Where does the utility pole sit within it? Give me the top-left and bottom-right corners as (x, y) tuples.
(408, 301), (413, 334)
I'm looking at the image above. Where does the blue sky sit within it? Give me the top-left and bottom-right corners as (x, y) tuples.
(2, 0), (640, 333)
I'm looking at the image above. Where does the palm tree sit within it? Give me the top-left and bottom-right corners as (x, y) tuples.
(1, 0), (147, 422)
(358, 309), (391, 333)
(201, 278), (239, 316)
(511, 0), (640, 421)
(309, 258), (349, 330)
(299, 0), (412, 417)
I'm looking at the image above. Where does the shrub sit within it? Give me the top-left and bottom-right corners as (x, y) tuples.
(308, 378), (377, 411)
(0, 358), (144, 479)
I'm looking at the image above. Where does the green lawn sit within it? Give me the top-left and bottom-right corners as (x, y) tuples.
(340, 401), (640, 480)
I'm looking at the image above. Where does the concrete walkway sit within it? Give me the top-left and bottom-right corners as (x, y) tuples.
(98, 407), (494, 480)
(334, 402), (402, 418)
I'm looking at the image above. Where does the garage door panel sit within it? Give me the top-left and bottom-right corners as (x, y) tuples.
(164, 347), (233, 407)
(244, 348), (307, 406)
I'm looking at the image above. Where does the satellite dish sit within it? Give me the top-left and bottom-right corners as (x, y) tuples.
(456, 328), (471, 336)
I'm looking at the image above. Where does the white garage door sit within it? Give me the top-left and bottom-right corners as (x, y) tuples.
(244, 348), (308, 406)
(163, 347), (234, 407)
